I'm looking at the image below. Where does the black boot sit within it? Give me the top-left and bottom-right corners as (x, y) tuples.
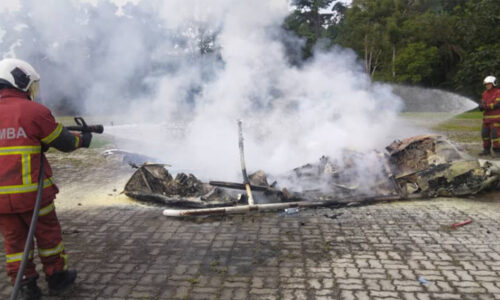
(18, 277), (42, 300)
(47, 269), (77, 293)
(478, 148), (490, 156)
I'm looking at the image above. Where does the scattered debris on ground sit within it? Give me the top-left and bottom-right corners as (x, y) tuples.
(102, 149), (159, 166)
(451, 219), (473, 229)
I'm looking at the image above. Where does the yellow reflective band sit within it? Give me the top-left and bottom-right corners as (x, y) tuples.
(22, 154), (31, 185)
(61, 253), (68, 271)
(41, 123), (63, 144)
(39, 241), (64, 257)
(6, 250), (34, 263)
(39, 202), (55, 217)
(74, 135), (80, 148)
(496, 98), (500, 101)
(484, 115), (500, 119)
(492, 138), (500, 142)
(493, 124), (500, 127)
(0, 177), (54, 195)
(483, 138), (490, 140)
(0, 146), (41, 155)
(0, 146), (41, 191)
(490, 103), (495, 109)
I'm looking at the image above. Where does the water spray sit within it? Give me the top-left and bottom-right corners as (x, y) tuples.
(392, 85), (478, 114)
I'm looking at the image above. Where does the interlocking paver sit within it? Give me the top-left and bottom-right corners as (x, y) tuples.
(0, 196), (498, 299)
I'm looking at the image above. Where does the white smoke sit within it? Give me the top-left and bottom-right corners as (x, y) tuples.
(0, 0), (406, 184)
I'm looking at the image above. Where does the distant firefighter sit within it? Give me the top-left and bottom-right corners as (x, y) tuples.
(0, 58), (92, 299)
(478, 75), (500, 156)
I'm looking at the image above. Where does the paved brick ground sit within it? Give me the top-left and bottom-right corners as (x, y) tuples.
(0, 197), (499, 299)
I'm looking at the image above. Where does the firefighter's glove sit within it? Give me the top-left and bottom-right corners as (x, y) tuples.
(81, 132), (92, 148)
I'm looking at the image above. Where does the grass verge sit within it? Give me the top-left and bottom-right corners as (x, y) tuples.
(431, 110), (482, 144)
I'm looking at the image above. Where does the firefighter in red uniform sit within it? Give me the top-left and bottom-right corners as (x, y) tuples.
(478, 75), (500, 156)
(0, 58), (92, 299)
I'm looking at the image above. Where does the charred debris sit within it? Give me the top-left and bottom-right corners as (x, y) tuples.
(122, 134), (500, 212)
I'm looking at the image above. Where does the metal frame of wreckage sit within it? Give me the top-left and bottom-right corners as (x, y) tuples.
(162, 194), (425, 217)
(163, 120), (424, 217)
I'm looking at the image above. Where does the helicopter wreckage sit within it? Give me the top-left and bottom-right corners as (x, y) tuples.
(121, 134), (500, 216)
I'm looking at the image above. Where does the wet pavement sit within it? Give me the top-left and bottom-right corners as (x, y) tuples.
(0, 196), (499, 300)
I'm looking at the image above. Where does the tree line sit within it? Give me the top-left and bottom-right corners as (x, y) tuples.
(284, 0), (500, 98)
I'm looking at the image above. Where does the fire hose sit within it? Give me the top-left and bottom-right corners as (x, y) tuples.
(66, 117), (104, 134)
(11, 117), (103, 300)
(10, 154), (45, 300)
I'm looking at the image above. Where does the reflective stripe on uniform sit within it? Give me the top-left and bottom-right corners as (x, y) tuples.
(0, 146), (41, 155)
(61, 253), (68, 270)
(38, 241), (64, 257)
(6, 250), (34, 263)
(490, 103), (495, 109)
(492, 138), (500, 143)
(22, 153), (31, 185)
(484, 115), (500, 119)
(39, 202), (55, 216)
(0, 177), (54, 195)
(74, 135), (80, 148)
(0, 146), (43, 193)
(41, 123), (63, 144)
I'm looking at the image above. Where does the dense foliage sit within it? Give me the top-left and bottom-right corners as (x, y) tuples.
(284, 0), (500, 98)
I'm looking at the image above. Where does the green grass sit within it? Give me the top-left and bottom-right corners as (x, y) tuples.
(446, 133), (481, 144)
(452, 111), (482, 120)
(429, 110), (482, 132)
(399, 110), (483, 120)
(433, 121), (481, 132)
(427, 110), (484, 145)
(399, 112), (457, 119)
(399, 111), (481, 134)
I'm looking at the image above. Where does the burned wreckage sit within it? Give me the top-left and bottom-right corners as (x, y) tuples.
(123, 135), (500, 214)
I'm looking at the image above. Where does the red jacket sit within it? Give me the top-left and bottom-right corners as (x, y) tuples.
(482, 87), (500, 123)
(0, 89), (66, 213)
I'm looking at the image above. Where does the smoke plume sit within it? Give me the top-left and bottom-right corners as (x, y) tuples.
(1, 0), (406, 183)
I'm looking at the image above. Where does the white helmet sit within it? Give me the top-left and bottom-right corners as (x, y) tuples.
(483, 75), (497, 86)
(0, 58), (40, 100)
